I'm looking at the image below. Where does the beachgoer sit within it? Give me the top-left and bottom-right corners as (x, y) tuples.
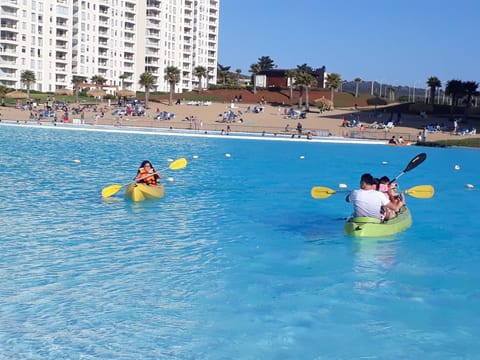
(134, 160), (161, 186)
(388, 136), (398, 144)
(296, 122), (303, 135)
(346, 173), (398, 220)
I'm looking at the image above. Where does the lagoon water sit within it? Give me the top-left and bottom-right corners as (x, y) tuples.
(1, 123), (479, 359)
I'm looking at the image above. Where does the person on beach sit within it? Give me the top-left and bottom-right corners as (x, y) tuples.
(346, 173), (398, 220)
(134, 160), (161, 186)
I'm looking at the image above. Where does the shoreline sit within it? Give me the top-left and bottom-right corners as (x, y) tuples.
(2, 101), (477, 143)
(0, 120), (387, 145)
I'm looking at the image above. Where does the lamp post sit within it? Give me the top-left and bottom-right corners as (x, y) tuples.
(412, 81), (418, 102)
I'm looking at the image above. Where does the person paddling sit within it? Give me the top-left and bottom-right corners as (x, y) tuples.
(134, 160), (161, 186)
(346, 173), (398, 220)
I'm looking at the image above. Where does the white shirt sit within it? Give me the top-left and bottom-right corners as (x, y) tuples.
(347, 189), (391, 219)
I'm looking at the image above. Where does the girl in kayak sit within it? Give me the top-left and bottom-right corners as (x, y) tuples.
(378, 176), (405, 219)
(134, 160), (162, 186)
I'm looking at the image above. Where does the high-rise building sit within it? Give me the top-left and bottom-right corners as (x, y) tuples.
(0, 0), (219, 93)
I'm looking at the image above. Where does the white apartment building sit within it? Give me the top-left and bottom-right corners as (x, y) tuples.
(0, 0), (219, 94)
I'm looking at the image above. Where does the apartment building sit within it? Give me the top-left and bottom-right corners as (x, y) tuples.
(0, 0), (219, 94)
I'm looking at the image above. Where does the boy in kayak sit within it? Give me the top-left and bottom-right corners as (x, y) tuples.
(346, 173), (398, 220)
(134, 160), (162, 186)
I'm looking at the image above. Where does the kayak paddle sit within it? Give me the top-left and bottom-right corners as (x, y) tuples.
(389, 152), (427, 184)
(311, 185), (434, 199)
(101, 157), (187, 198)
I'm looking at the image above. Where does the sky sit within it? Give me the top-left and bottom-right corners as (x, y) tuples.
(218, 0), (479, 88)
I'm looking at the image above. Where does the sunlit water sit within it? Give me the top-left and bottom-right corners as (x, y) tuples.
(1, 123), (479, 359)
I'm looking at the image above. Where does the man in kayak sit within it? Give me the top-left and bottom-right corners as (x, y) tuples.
(346, 173), (398, 220)
(134, 160), (162, 186)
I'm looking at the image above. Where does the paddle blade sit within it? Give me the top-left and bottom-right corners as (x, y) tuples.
(169, 157), (187, 170)
(102, 184), (123, 198)
(405, 185), (434, 199)
(311, 186), (337, 199)
(404, 153), (427, 172)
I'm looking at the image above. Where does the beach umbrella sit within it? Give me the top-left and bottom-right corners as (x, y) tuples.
(55, 88), (74, 96)
(87, 89), (106, 97)
(117, 89), (136, 97)
(5, 90), (28, 99)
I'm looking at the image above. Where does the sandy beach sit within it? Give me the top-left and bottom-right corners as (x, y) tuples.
(1, 100), (477, 142)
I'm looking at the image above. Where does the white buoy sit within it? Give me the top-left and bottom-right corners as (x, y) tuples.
(382, 161), (388, 165)
(225, 153), (231, 158)
(454, 165), (460, 170)
(167, 158), (174, 163)
(299, 155), (305, 159)
(339, 183), (348, 188)
(466, 184), (474, 189)
(73, 159), (81, 163)
(193, 155), (199, 159)
(166, 177), (174, 182)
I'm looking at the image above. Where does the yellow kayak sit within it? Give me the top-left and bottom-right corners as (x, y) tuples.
(125, 183), (165, 202)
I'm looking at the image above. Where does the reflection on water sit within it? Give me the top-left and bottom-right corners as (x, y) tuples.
(352, 237), (398, 293)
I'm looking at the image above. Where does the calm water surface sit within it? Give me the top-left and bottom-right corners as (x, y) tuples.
(1, 124), (479, 359)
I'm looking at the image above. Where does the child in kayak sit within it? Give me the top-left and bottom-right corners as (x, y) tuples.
(134, 160), (162, 186)
(378, 176), (405, 220)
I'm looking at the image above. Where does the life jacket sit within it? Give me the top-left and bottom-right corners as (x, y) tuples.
(137, 168), (157, 186)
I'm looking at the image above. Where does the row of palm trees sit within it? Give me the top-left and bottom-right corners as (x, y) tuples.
(3, 66), (212, 108)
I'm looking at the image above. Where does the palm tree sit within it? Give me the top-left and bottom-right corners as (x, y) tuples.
(294, 72), (316, 111)
(164, 66), (180, 106)
(285, 69), (298, 100)
(119, 73), (129, 90)
(217, 63), (231, 85)
(91, 75), (107, 88)
(193, 66), (208, 92)
(0, 85), (9, 106)
(249, 63), (261, 94)
(138, 72), (155, 108)
(354, 77), (362, 98)
(463, 81), (479, 109)
(235, 68), (242, 88)
(71, 75), (86, 104)
(257, 56), (276, 71)
(426, 76), (441, 105)
(20, 70), (36, 99)
(325, 73), (342, 104)
(445, 80), (464, 107)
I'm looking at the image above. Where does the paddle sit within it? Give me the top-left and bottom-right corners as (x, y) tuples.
(101, 157), (188, 198)
(389, 152), (427, 184)
(311, 184), (434, 199)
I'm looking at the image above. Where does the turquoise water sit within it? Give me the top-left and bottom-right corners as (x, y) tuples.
(1, 124), (479, 359)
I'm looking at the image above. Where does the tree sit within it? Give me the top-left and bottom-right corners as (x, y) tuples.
(463, 81), (479, 110)
(235, 68), (242, 88)
(217, 63), (231, 85)
(91, 75), (107, 88)
(164, 66), (180, 106)
(71, 75), (87, 104)
(296, 64), (314, 73)
(193, 66), (208, 92)
(445, 80), (464, 107)
(426, 76), (441, 105)
(354, 77), (362, 98)
(249, 63), (261, 94)
(325, 73), (342, 104)
(139, 72), (155, 108)
(257, 56), (275, 71)
(119, 73), (129, 90)
(285, 69), (298, 100)
(0, 85), (8, 106)
(294, 72), (316, 111)
(20, 70), (36, 99)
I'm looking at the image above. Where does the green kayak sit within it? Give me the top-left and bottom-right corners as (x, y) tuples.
(344, 207), (412, 237)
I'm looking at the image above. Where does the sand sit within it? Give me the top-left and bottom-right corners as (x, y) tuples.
(1, 101), (477, 142)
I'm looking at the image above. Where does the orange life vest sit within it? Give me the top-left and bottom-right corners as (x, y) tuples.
(137, 168), (158, 186)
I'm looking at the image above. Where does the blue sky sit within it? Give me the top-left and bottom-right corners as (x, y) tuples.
(218, 0), (479, 88)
